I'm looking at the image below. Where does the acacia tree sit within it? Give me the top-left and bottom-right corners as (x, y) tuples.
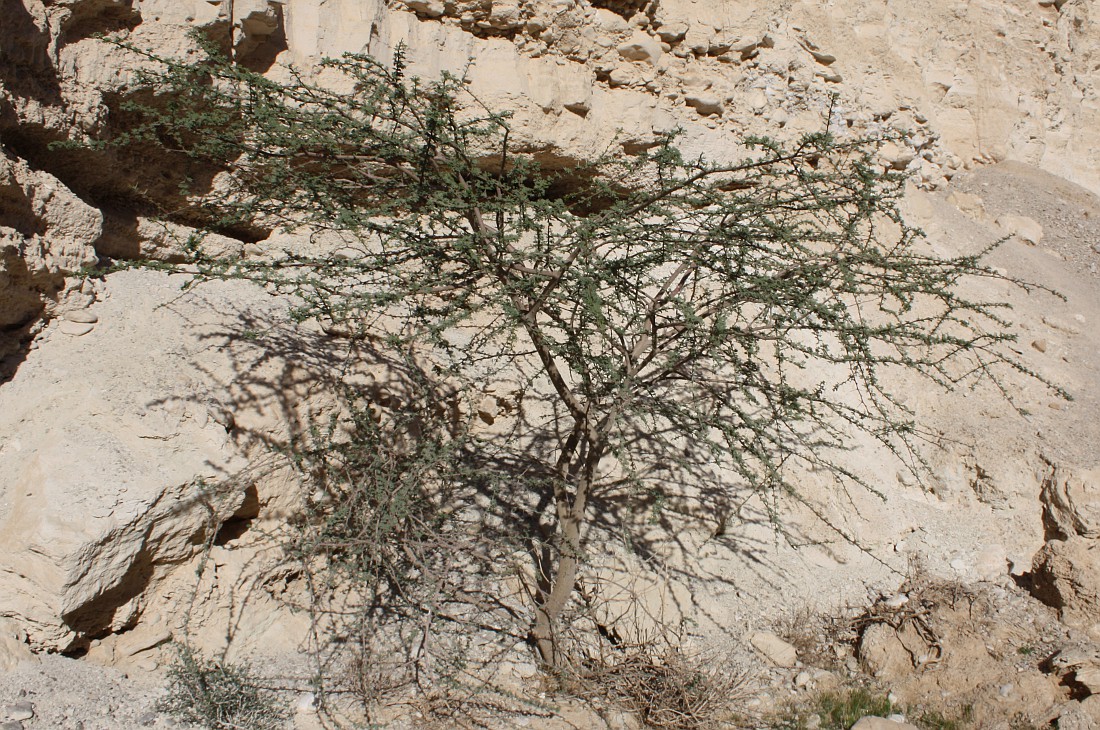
(104, 39), (1057, 668)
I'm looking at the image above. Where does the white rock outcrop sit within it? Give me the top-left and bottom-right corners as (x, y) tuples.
(0, 152), (100, 349)
(1, 0), (1100, 675)
(3, 0), (1100, 354)
(0, 270), (286, 650)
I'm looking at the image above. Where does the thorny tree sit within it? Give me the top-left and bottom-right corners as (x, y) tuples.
(103, 38), (1061, 668)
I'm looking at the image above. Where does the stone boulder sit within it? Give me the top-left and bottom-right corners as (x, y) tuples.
(0, 270), (299, 651)
(0, 619), (33, 672)
(1042, 465), (1100, 540)
(0, 152), (101, 337)
(1030, 537), (1100, 636)
(749, 631), (798, 667)
(1052, 696), (1100, 730)
(617, 32), (663, 64)
(858, 621), (937, 680)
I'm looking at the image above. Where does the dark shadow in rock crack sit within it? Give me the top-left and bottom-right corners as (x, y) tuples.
(0, 0), (62, 107)
(58, 1), (142, 49)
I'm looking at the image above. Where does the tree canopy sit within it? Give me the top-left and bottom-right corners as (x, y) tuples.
(103, 36), (1061, 674)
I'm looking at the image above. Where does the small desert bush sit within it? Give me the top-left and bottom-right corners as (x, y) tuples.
(771, 687), (977, 730)
(770, 687), (893, 730)
(159, 643), (288, 730)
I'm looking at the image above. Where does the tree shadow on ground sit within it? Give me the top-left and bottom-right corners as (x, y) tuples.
(148, 283), (856, 658)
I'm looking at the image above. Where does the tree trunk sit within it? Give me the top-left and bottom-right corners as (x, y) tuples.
(531, 512), (582, 666)
(531, 439), (602, 667)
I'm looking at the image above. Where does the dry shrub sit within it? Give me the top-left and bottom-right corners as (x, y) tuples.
(554, 643), (750, 729)
(159, 643), (289, 730)
(775, 606), (853, 670)
(851, 564), (984, 669)
(774, 562), (983, 675)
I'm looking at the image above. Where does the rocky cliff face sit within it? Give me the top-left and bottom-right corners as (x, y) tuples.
(1, 1), (1099, 723)
(2, 1), (1098, 349)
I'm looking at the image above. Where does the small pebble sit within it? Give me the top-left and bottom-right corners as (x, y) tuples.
(1031, 338), (1048, 353)
(2, 702), (33, 721)
(884, 593), (909, 608)
(295, 692), (317, 712)
(0, 721), (23, 730)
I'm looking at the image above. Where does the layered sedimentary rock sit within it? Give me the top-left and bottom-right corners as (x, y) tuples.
(1, 0), (1099, 657)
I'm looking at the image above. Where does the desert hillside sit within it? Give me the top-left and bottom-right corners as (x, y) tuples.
(1, 0), (1099, 728)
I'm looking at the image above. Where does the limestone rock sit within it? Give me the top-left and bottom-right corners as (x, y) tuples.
(0, 620), (33, 673)
(1053, 696), (1100, 730)
(1049, 644), (1100, 696)
(947, 192), (987, 219)
(684, 92), (723, 116)
(996, 215), (1044, 246)
(858, 620), (937, 679)
(1030, 537), (1100, 633)
(749, 631), (798, 667)
(593, 9), (630, 34)
(617, 32), (662, 64)
(851, 718), (920, 730)
(0, 703), (33, 722)
(400, 0), (445, 18)
(879, 141), (916, 171)
(62, 310), (98, 324)
(654, 21), (688, 44)
(1042, 465), (1100, 539)
(96, 217), (243, 263)
(57, 320), (93, 336)
(0, 153), (101, 336)
(0, 270), (274, 650)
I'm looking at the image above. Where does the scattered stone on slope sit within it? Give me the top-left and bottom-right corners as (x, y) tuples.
(654, 20), (688, 44)
(62, 310), (97, 324)
(946, 191), (986, 219)
(851, 717), (919, 730)
(749, 631), (799, 667)
(57, 320), (93, 336)
(617, 32), (662, 64)
(996, 214), (1044, 246)
(684, 91), (723, 116)
(858, 621), (936, 679)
